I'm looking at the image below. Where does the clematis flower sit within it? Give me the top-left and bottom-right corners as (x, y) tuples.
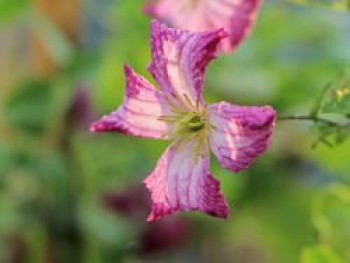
(144, 0), (261, 53)
(90, 20), (275, 221)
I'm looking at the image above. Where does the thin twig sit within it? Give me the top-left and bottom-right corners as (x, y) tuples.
(278, 115), (340, 126)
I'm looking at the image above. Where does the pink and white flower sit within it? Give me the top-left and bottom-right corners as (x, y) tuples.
(91, 20), (275, 221)
(144, 0), (261, 53)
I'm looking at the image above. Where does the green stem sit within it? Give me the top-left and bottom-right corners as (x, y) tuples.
(278, 115), (340, 126)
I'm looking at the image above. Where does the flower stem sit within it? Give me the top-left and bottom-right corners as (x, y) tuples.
(278, 115), (340, 126)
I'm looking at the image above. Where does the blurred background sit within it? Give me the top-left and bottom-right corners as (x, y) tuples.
(0, 0), (349, 262)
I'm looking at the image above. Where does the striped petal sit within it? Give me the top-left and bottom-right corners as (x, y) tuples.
(148, 20), (227, 110)
(90, 65), (173, 140)
(209, 101), (275, 173)
(145, 0), (261, 53)
(144, 140), (229, 221)
(144, 0), (208, 31)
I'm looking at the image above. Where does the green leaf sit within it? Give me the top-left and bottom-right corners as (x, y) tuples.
(322, 92), (350, 115)
(311, 185), (350, 260)
(0, 0), (30, 23)
(312, 123), (350, 148)
(310, 83), (332, 118)
(312, 74), (350, 147)
(5, 80), (51, 136)
(322, 71), (350, 115)
(300, 245), (344, 263)
(289, 0), (350, 11)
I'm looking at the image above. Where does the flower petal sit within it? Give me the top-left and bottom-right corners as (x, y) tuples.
(148, 20), (227, 110)
(205, 0), (261, 52)
(144, 140), (229, 221)
(145, 0), (261, 53)
(144, 0), (208, 31)
(90, 65), (173, 139)
(209, 102), (275, 173)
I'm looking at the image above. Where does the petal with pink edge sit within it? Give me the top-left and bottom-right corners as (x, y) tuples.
(90, 65), (173, 140)
(205, 0), (261, 52)
(209, 102), (275, 173)
(145, 0), (261, 53)
(144, 140), (229, 221)
(144, 0), (208, 31)
(148, 20), (227, 110)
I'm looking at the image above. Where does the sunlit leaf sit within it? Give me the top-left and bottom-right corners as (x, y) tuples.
(0, 0), (30, 23)
(322, 81), (350, 115)
(300, 245), (344, 263)
(311, 185), (350, 261)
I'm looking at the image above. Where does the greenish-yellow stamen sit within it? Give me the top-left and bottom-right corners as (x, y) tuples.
(158, 105), (209, 141)
(187, 115), (204, 132)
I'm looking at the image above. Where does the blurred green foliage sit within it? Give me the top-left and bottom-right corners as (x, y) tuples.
(0, 0), (30, 23)
(301, 184), (350, 263)
(290, 0), (350, 11)
(5, 81), (51, 135)
(301, 245), (343, 263)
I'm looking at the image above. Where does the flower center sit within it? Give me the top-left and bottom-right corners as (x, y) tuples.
(158, 108), (210, 156)
(187, 115), (205, 132)
(158, 108), (209, 140)
(175, 111), (207, 137)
